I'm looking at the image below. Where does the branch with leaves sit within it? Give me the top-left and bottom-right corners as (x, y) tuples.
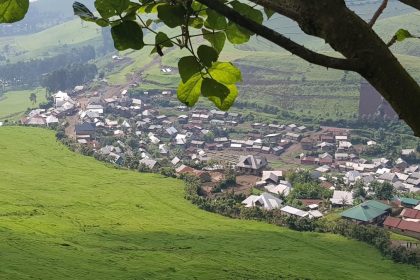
(1, 0), (420, 136)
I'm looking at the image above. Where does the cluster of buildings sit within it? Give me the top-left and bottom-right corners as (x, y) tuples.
(21, 90), (78, 126)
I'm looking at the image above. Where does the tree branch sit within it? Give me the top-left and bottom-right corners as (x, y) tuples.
(398, 0), (420, 10)
(369, 0), (388, 27)
(195, 0), (359, 71)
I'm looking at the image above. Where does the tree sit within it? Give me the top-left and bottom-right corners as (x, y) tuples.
(2, 0), (420, 135)
(353, 180), (367, 199)
(371, 181), (395, 200)
(29, 92), (37, 104)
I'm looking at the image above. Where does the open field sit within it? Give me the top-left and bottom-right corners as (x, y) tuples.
(0, 88), (46, 121)
(0, 127), (418, 279)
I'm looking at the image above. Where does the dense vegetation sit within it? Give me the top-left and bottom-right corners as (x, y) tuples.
(0, 46), (96, 90)
(0, 126), (418, 279)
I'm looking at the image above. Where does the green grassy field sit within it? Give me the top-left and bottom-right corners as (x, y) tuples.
(0, 88), (46, 121)
(0, 18), (101, 62)
(0, 127), (418, 280)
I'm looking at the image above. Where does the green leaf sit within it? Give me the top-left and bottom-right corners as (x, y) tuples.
(264, 7), (275, 19)
(205, 9), (227, 30)
(111, 21), (144, 51)
(73, 2), (96, 22)
(230, 1), (263, 24)
(208, 62), (242, 84)
(139, 3), (163, 14)
(208, 83), (238, 111)
(201, 78), (229, 99)
(95, 18), (109, 27)
(0, 0), (29, 23)
(177, 73), (203, 107)
(178, 56), (202, 83)
(155, 32), (173, 48)
(157, 4), (185, 28)
(197, 45), (218, 67)
(202, 29), (226, 53)
(189, 16), (204, 29)
(226, 22), (250, 44)
(95, 0), (130, 18)
(395, 29), (413, 42)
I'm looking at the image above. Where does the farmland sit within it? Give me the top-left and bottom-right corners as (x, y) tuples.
(0, 127), (418, 279)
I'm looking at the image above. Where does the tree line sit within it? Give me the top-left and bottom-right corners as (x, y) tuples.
(0, 46), (96, 89)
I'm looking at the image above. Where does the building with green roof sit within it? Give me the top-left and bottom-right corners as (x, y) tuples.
(400, 197), (420, 208)
(341, 200), (391, 224)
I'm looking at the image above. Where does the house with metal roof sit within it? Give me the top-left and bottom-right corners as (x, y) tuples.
(341, 200), (391, 224)
(242, 193), (283, 210)
(236, 155), (268, 176)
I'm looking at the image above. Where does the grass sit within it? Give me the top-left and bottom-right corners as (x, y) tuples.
(0, 88), (46, 121)
(390, 232), (419, 242)
(0, 127), (418, 279)
(0, 18), (101, 62)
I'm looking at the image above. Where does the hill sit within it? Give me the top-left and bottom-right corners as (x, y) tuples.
(0, 127), (418, 279)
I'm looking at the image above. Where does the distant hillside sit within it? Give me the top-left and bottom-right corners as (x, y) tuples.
(0, 126), (418, 279)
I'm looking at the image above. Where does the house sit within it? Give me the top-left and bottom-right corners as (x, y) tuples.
(139, 158), (159, 170)
(367, 140), (377, 146)
(53, 91), (70, 107)
(378, 172), (397, 183)
(338, 141), (353, 151)
(400, 208), (420, 221)
(319, 134), (335, 143)
(46, 115), (59, 126)
(335, 135), (348, 142)
(75, 123), (95, 139)
(335, 153), (349, 161)
(345, 170), (362, 184)
(315, 165), (331, 173)
(330, 190), (354, 206)
(401, 149), (416, 157)
(265, 181), (292, 196)
(261, 171), (284, 184)
(242, 193), (283, 210)
(399, 197), (420, 209)
(285, 132), (301, 141)
(300, 156), (317, 165)
(319, 152), (333, 165)
(317, 142), (335, 151)
(341, 200), (391, 224)
(236, 155), (268, 176)
(308, 210), (324, 219)
(171, 157), (181, 166)
(272, 146), (285, 156)
(86, 104), (104, 114)
(384, 216), (420, 239)
(280, 206), (309, 218)
(301, 137), (314, 150)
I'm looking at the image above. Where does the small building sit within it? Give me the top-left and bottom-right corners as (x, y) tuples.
(384, 216), (420, 239)
(330, 190), (354, 206)
(75, 122), (95, 139)
(341, 200), (391, 224)
(301, 137), (314, 150)
(242, 193), (283, 210)
(236, 155), (268, 176)
(400, 197), (420, 209)
(280, 206), (309, 218)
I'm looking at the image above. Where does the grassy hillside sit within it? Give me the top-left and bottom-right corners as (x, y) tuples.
(0, 127), (418, 280)
(0, 88), (46, 121)
(0, 18), (102, 62)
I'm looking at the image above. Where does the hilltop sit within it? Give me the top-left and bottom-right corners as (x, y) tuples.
(0, 126), (418, 279)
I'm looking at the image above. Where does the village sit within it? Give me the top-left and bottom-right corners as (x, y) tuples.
(19, 83), (420, 241)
